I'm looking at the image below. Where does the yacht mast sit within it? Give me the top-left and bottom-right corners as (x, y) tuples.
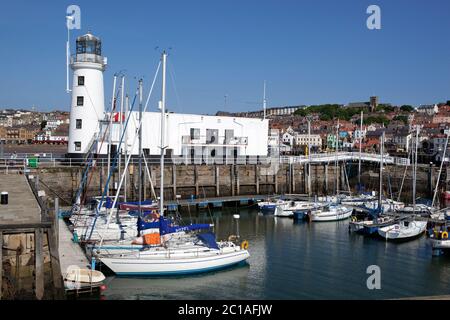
(118, 75), (125, 194)
(413, 126), (419, 211)
(263, 80), (267, 120)
(160, 51), (167, 216)
(358, 111), (363, 189)
(138, 79), (143, 216)
(307, 117), (311, 196)
(378, 131), (384, 212)
(432, 131), (450, 208)
(335, 120), (339, 195)
(124, 94), (129, 201)
(107, 75), (117, 198)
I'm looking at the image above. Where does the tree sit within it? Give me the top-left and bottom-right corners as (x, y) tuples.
(400, 105), (414, 112)
(393, 115), (408, 125)
(364, 115), (390, 126)
(40, 120), (47, 130)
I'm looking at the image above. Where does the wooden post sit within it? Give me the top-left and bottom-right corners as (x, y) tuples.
(172, 164), (177, 200)
(288, 164), (292, 194)
(194, 165), (199, 197)
(315, 164), (318, 194)
(236, 165), (240, 196)
(304, 165), (309, 195)
(341, 163), (346, 191)
(324, 164), (328, 195)
(291, 164), (295, 193)
(231, 165), (235, 196)
(274, 168), (278, 194)
(255, 165), (260, 195)
(0, 231), (2, 300)
(215, 166), (220, 197)
(46, 228), (64, 299)
(54, 198), (59, 253)
(35, 228), (44, 300)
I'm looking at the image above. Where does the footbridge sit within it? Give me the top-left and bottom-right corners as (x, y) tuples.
(280, 152), (410, 166)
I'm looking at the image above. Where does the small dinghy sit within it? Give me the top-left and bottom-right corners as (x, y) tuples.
(377, 219), (427, 240)
(64, 268), (106, 284)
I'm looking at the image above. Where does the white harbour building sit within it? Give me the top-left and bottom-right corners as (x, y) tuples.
(67, 32), (269, 163)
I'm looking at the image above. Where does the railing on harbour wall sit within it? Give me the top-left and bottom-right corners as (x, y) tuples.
(0, 151), (410, 170)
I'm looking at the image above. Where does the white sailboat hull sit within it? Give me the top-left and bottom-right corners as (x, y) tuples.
(99, 247), (250, 276)
(311, 207), (352, 222)
(378, 220), (427, 240)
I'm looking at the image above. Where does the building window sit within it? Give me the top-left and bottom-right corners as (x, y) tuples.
(206, 129), (218, 144)
(74, 141), (81, 151)
(78, 76), (85, 86)
(225, 129), (234, 144)
(190, 128), (200, 140)
(77, 96), (84, 106)
(76, 119), (82, 129)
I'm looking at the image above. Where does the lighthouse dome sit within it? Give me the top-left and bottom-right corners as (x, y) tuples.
(76, 32), (102, 56)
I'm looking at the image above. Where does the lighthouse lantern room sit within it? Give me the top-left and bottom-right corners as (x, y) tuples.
(68, 32), (107, 157)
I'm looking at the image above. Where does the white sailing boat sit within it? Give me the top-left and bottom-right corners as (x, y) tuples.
(349, 215), (394, 234)
(377, 219), (427, 240)
(93, 52), (250, 276)
(378, 126), (428, 241)
(363, 198), (405, 212)
(309, 204), (352, 222)
(274, 200), (320, 217)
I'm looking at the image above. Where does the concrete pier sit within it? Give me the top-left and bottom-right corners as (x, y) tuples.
(0, 173), (64, 299)
(0, 174), (41, 225)
(58, 218), (90, 273)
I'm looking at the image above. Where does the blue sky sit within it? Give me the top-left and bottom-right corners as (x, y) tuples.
(0, 0), (449, 114)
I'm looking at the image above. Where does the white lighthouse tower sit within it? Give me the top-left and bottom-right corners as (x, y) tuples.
(68, 32), (107, 157)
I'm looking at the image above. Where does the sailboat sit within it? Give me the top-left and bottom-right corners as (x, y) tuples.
(308, 204), (352, 222)
(377, 218), (427, 240)
(93, 52), (250, 276)
(377, 126), (428, 241)
(350, 131), (396, 234)
(274, 200), (320, 217)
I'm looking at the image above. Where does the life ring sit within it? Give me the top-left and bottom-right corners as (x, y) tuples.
(442, 231), (449, 239)
(351, 216), (357, 222)
(241, 240), (249, 250)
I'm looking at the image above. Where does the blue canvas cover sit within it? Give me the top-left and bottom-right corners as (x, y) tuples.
(159, 217), (211, 235)
(105, 198), (153, 209)
(197, 232), (219, 249)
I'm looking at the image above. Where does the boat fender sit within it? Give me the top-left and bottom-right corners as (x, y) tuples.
(442, 231), (448, 240)
(241, 240), (249, 250)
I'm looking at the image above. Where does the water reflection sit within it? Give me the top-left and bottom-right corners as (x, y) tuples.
(103, 208), (450, 300)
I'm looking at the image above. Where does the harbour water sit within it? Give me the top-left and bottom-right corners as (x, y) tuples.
(101, 207), (450, 300)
